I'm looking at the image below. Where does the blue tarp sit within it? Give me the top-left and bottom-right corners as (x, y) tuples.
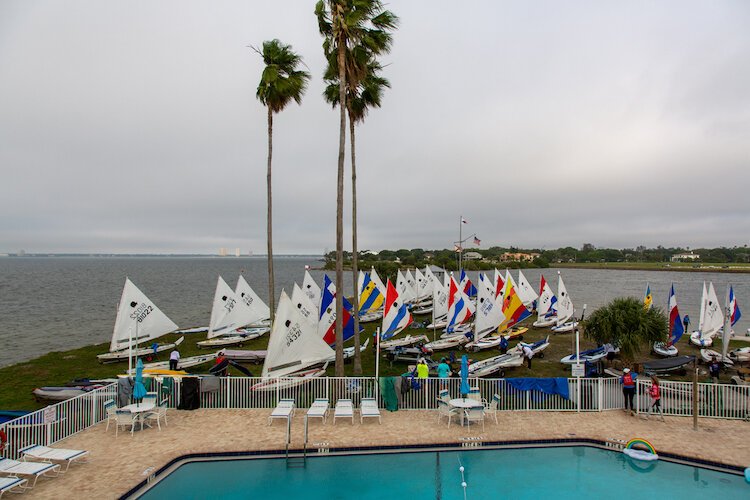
(505, 377), (570, 400)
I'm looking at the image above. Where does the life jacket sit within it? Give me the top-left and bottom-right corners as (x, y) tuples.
(649, 384), (660, 399)
(623, 373), (634, 386)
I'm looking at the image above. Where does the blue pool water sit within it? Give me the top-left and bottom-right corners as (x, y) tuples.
(138, 446), (747, 499)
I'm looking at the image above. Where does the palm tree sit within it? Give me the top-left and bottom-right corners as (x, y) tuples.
(583, 297), (667, 362)
(316, 0), (398, 376)
(324, 61), (391, 375)
(254, 39), (310, 320)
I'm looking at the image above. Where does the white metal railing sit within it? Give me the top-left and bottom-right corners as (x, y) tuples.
(0, 383), (117, 460)
(3, 377), (747, 458)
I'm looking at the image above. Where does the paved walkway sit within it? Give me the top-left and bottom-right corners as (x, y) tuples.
(25, 409), (750, 498)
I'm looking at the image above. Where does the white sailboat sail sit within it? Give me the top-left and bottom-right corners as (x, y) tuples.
(207, 276), (243, 339)
(110, 278), (179, 352)
(262, 288), (333, 378)
(702, 282), (724, 337)
(423, 266), (438, 299)
(370, 267), (387, 297)
(302, 269), (322, 311)
(516, 270), (539, 307)
(537, 275), (556, 319)
(397, 269), (417, 304)
(406, 269), (418, 301)
(234, 275), (270, 327)
(474, 275), (505, 340)
(556, 273), (574, 326)
(414, 268), (430, 302)
(697, 282), (707, 333)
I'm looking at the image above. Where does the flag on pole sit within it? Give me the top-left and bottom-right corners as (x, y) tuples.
(643, 284), (653, 310)
(461, 217), (468, 224)
(729, 286), (742, 326)
(473, 236), (481, 246)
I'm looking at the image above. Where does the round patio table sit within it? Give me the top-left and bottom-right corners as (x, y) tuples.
(448, 398), (483, 427)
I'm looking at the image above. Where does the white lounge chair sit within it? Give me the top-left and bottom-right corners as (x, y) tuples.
(464, 407), (485, 431)
(0, 476), (28, 497)
(333, 399), (354, 425)
(360, 398), (381, 424)
(19, 445), (89, 472)
(0, 458), (59, 488)
(268, 399), (295, 426)
(306, 399), (329, 425)
(483, 394), (500, 424)
(437, 400), (457, 427)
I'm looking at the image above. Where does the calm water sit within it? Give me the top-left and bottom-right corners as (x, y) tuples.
(138, 446), (748, 499)
(0, 257), (749, 368)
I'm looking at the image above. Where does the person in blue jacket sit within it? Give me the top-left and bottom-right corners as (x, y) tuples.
(620, 367), (638, 416)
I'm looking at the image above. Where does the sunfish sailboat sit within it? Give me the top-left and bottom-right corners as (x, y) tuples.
(516, 270), (539, 309)
(654, 284), (683, 357)
(426, 275), (475, 350)
(319, 275), (368, 359)
(464, 273), (506, 351)
(253, 286), (333, 391)
(533, 275), (557, 327)
(689, 282), (723, 347)
(97, 278), (182, 368)
(358, 268), (385, 323)
(551, 272), (577, 333)
(426, 272), (450, 329)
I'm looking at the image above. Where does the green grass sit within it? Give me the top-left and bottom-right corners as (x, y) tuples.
(2, 315), (744, 410)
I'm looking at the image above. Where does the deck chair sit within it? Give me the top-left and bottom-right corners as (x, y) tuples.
(464, 407), (485, 431)
(0, 458), (59, 488)
(104, 399), (117, 432)
(268, 399), (295, 426)
(113, 410), (138, 437)
(0, 476), (28, 497)
(360, 398), (381, 424)
(483, 394), (501, 424)
(144, 398), (169, 431)
(306, 399), (329, 425)
(438, 389), (450, 403)
(19, 445), (89, 472)
(333, 399), (354, 425)
(437, 400), (458, 427)
(467, 387), (481, 402)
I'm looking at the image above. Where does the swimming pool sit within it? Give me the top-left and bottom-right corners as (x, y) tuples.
(136, 445), (747, 499)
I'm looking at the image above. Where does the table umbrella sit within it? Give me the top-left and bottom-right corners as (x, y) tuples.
(133, 358), (147, 405)
(460, 355), (470, 396)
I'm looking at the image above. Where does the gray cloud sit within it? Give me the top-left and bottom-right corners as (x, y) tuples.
(1, 0), (749, 254)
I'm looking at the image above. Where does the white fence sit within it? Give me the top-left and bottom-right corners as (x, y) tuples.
(2, 377), (748, 460)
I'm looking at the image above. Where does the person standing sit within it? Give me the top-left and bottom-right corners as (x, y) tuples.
(646, 375), (664, 421)
(620, 367), (638, 415)
(437, 357), (451, 383)
(416, 358), (429, 381)
(169, 349), (180, 371)
(499, 336), (509, 354)
(521, 344), (534, 369)
(709, 356), (721, 384)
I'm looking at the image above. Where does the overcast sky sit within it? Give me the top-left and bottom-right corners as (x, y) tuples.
(1, 1), (749, 254)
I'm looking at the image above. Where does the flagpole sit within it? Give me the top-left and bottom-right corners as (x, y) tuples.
(721, 284), (731, 360)
(458, 215), (463, 272)
(375, 326), (381, 379)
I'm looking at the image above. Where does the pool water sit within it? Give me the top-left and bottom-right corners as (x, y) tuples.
(138, 446), (747, 499)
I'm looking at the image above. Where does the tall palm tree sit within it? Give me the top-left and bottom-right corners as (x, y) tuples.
(254, 39), (310, 320)
(316, 0), (397, 376)
(324, 62), (391, 375)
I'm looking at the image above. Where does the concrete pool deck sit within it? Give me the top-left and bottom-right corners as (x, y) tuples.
(25, 409), (750, 499)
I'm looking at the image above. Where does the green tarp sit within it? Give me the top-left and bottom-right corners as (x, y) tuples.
(379, 377), (399, 411)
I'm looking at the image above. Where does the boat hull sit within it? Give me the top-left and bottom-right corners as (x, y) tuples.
(196, 327), (269, 349)
(97, 337), (184, 363)
(533, 317), (557, 328)
(653, 342), (678, 357)
(379, 335), (429, 349)
(700, 348), (733, 366)
(551, 321), (577, 334)
(468, 353), (524, 377)
(250, 368), (326, 391)
(689, 331), (714, 347)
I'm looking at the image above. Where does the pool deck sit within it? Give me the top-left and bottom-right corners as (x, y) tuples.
(25, 409), (750, 499)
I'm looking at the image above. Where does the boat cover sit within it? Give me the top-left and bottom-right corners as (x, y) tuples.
(642, 355), (695, 373)
(505, 377), (569, 400)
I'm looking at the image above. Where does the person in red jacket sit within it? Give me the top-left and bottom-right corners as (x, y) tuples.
(620, 368), (638, 415)
(646, 375), (664, 421)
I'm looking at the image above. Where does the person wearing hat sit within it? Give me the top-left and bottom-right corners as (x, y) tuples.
(437, 357), (451, 383)
(620, 367), (638, 415)
(416, 358), (429, 380)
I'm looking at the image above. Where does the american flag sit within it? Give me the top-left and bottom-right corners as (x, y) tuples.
(473, 237), (481, 246)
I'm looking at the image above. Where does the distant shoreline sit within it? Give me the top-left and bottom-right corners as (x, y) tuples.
(556, 262), (750, 273)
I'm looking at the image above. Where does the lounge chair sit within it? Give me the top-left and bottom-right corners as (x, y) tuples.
(0, 476), (28, 498)
(19, 445), (89, 472)
(360, 398), (381, 425)
(0, 458), (59, 488)
(333, 399), (354, 425)
(104, 399), (117, 432)
(306, 399), (329, 425)
(464, 407), (485, 431)
(268, 399), (295, 426)
(437, 400), (458, 427)
(483, 394), (500, 425)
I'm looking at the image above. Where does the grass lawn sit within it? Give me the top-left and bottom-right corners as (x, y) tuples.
(2, 313), (745, 410)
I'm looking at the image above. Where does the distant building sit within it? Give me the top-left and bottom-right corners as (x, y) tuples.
(219, 248), (228, 257)
(235, 248), (240, 257)
(671, 252), (700, 262)
(463, 251), (482, 261)
(501, 252), (540, 262)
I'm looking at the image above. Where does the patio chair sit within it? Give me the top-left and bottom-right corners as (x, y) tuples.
(144, 398), (169, 431)
(104, 399), (117, 432)
(19, 445), (89, 472)
(333, 399), (354, 425)
(438, 389), (450, 403)
(437, 400), (458, 427)
(0, 458), (59, 488)
(306, 399), (329, 425)
(467, 387), (482, 402)
(483, 394), (500, 425)
(464, 407), (485, 431)
(0, 476), (28, 497)
(360, 398), (381, 425)
(268, 399), (295, 426)
(113, 410), (138, 437)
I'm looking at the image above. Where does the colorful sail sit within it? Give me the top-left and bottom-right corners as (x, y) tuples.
(494, 269), (505, 298)
(667, 284), (684, 345)
(459, 269), (477, 297)
(729, 286), (742, 326)
(500, 277), (531, 329)
(643, 284), (653, 311)
(447, 275), (475, 331)
(381, 279), (413, 339)
(318, 275), (355, 345)
(358, 271), (384, 315)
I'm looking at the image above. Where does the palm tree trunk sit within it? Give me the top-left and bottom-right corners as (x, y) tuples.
(266, 108), (275, 321)
(349, 109), (362, 375)
(334, 38), (346, 376)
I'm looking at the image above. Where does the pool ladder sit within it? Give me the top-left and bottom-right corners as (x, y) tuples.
(285, 415), (307, 469)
